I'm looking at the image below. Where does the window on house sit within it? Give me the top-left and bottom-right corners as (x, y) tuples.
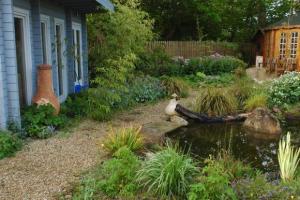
(72, 23), (83, 84)
(55, 24), (63, 96)
(290, 32), (298, 58)
(279, 32), (287, 59)
(41, 22), (47, 64)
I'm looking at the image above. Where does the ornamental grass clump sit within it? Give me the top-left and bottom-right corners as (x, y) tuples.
(194, 88), (237, 116)
(278, 132), (300, 182)
(103, 125), (144, 154)
(244, 94), (268, 111)
(161, 76), (189, 98)
(136, 141), (198, 198)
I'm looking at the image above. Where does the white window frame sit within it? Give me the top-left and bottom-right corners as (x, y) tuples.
(13, 7), (33, 105)
(54, 18), (68, 102)
(290, 32), (298, 58)
(279, 32), (287, 59)
(72, 22), (84, 86)
(40, 14), (52, 65)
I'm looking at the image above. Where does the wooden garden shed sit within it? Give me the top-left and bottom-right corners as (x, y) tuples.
(254, 11), (300, 75)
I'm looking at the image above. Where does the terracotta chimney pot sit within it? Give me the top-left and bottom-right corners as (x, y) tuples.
(32, 64), (60, 114)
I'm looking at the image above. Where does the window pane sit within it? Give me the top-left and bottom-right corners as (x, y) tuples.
(76, 30), (81, 80)
(56, 25), (63, 95)
(41, 22), (47, 64)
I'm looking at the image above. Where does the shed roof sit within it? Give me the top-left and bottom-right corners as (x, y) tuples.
(58, 0), (114, 13)
(267, 11), (300, 29)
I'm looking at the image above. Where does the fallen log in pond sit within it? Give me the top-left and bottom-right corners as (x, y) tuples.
(175, 104), (250, 123)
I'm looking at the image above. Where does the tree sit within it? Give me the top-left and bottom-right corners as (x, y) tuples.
(87, 0), (153, 88)
(141, 0), (294, 42)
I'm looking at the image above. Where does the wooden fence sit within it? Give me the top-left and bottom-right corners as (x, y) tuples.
(147, 41), (255, 62)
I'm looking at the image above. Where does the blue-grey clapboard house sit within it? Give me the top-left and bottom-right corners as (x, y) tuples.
(0, 0), (114, 129)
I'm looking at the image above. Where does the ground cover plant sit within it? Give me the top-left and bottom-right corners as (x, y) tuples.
(0, 131), (22, 159)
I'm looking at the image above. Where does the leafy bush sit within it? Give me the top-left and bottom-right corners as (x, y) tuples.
(194, 88), (238, 116)
(88, 2), (154, 89)
(269, 72), (300, 108)
(278, 132), (300, 182)
(103, 126), (144, 154)
(136, 48), (183, 77)
(188, 156), (237, 200)
(128, 75), (166, 103)
(98, 147), (140, 198)
(0, 131), (22, 159)
(185, 56), (246, 76)
(161, 76), (189, 98)
(22, 104), (66, 139)
(136, 142), (198, 198)
(244, 94), (268, 111)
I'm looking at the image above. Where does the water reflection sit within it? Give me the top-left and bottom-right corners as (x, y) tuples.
(167, 122), (300, 172)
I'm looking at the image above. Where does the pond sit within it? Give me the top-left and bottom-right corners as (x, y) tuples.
(167, 121), (300, 172)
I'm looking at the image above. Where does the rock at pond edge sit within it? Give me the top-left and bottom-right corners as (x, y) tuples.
(243, 107), (282, 135)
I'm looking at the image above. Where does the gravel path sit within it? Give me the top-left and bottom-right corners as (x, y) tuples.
(0, 94), (196, 200)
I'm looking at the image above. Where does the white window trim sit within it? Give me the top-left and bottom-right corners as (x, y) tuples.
(54, 18), (68, 102)
(13, 7), (33, 105)
(40, 14), (52, 65)
(72, 22), (84, 86)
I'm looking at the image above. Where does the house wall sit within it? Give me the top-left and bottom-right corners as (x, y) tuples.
(0, 0), (90, 128)
(1, 0), (21, 126)
(0, 4), (8, 128)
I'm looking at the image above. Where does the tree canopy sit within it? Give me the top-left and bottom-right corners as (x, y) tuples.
(141, 0), (297, 42)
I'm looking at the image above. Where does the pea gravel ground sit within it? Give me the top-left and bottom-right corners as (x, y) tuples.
(0, 94), (195, 200)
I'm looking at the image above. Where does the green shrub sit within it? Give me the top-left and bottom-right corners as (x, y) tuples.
(98, 147), (140, 198)
(0, 131), (22, 159)
(103, 126), (144, 154)
(136, 48), (183, 77)
(22, 104), (66, 139)
(185, 56), (246, 76)
(194, 88), (238, 116)
(188, 156), (237, 200)
(128, 75), (166, 103)
(136, 142), (198, 198)
(269, 72), (300, 108)
(244, 94), (268, 111)
(161, 76), (189, 98)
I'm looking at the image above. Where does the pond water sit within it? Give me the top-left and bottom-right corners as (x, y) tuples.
(167, 121), (300, 172)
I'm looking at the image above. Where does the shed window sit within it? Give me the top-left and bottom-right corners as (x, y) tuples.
(41, 22), (47, 64)
(279, 32), (287, 59)
(290, 32), (298, 58)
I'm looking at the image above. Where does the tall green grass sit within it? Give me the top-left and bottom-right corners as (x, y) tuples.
(136, 141), (198, 198)
(161, 76), (189, 98)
